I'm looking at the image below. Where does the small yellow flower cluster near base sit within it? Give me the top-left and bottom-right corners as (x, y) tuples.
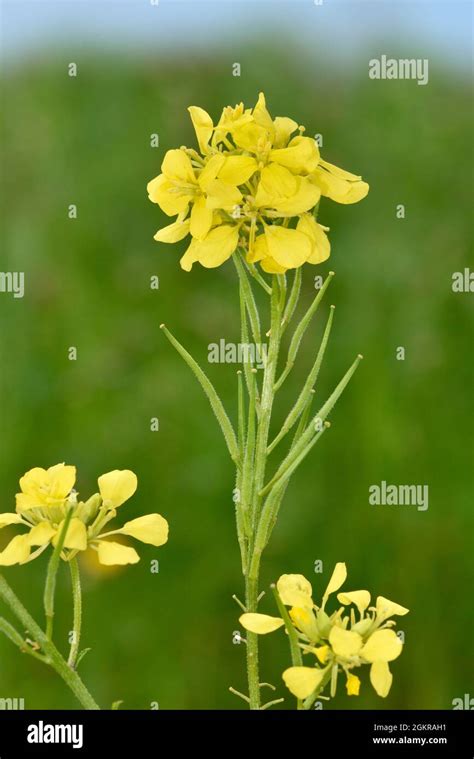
(0, 463), (169, 567)
(148, 93), (369, 273)
(240, 564), (408, 701)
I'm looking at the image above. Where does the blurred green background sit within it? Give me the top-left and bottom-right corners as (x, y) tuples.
(0, 0), (473, 710)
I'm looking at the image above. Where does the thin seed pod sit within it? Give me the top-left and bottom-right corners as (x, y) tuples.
(160, 324), (240, 465)
(241, 369), (258, 537)
(277, 273), (287, 313)
(268, 305), (335, 454)
(292, 389), (315, 443)
(234, 468), (248, 575)
(234, 253), (262, 348)
(274, 271), (334, 392)
(262, 354), (363, 496)
(237, 370), (245, 454)
(260, 390), (316, 548)
(260, 422), (330, 499)
(239, 278), (255, 400)
(281, 267), (302, 332)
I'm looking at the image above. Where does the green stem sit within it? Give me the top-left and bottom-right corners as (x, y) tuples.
(243, 277), (284, 710)
(244, 572), (260, 710)
(67, 557), (82, 669)
(44, 504), (73, 639)
(0, 573), (99, 709)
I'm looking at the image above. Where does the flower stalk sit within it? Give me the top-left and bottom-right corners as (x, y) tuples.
(0, 573), (99, 709)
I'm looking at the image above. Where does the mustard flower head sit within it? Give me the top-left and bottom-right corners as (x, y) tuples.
(147, 93), (369, 273)
(240, 563), (408, 700)
(0, 463), (169, 567)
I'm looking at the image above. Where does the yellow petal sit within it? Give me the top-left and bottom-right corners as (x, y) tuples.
(218, 155), (258, 185)
(180, 238), (200, 272)
(154, 219), (190, 243)
(273, 116), (298, 148)
(329, 626), (363, 658)
(15, 493), (41, 511)
(239, 613), (284, 634)
(205, 179), (242, 210)
(370, 661), (393, 697)
(232, 121), (269, 153)
(337, 590), (371, 615)
(53, 518), (87, 551)
(0, 534), (30, 565)
(161, 149), (195, 184)
(282, 666), (325, 699)
(323, 562), (347, 601)
(260, 257), (288, 274)
(27, 521), (56, 547)
(289, 607), (319, 640)
(197, 154), (225, 192)
(147, 174), (192, 216)
(269, 177), (320, 216)
(311, 163), (369, 204)
(314, 645), (329, 664)
(194, 225), (239, 269)
(319, 158), (362, 182)
(276, 573), (313, 609)
(255, 164), (298, 205)
(120, 514), (169, 547)
(270, 136), (319, 174)
(346, 672), (361, 696)
(297, 214), (330, 264)
(46, 463), (76, 500)
(190, 196), (213, 240)
(376, 596), (409, 621)
(18, 467), (49, 495)
(361, 629), (402, 663)
(98, 470), (138, 509)
(0, 513), (23, 528)
(188, 106), (213, 154)
(247, 232), (267, 264)
(264, 226), (311, 269)
(252, 92), (274, 134)
(97, 540), (140, 566)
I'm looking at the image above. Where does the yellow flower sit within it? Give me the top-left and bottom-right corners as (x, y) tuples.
(15, 463), (76, 512)
(0, 465), (169, 567)
(148, 93), (369, 272)
(238, 563), (408, 702)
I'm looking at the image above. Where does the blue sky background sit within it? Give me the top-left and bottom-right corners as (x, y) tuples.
(1, 0), (472, 71)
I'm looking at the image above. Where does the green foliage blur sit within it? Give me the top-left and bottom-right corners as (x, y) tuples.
(0, 39), (472, 710)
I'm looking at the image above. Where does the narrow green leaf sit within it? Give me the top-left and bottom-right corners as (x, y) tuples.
(268, 305), (335, 454)
(274, 271), (334, 391)
(160, 324), (240, 465)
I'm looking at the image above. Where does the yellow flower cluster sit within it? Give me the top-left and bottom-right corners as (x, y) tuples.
(240, 564), (408, 700)
(0, 463), (169, 567)
(147, 93), (369, 273)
